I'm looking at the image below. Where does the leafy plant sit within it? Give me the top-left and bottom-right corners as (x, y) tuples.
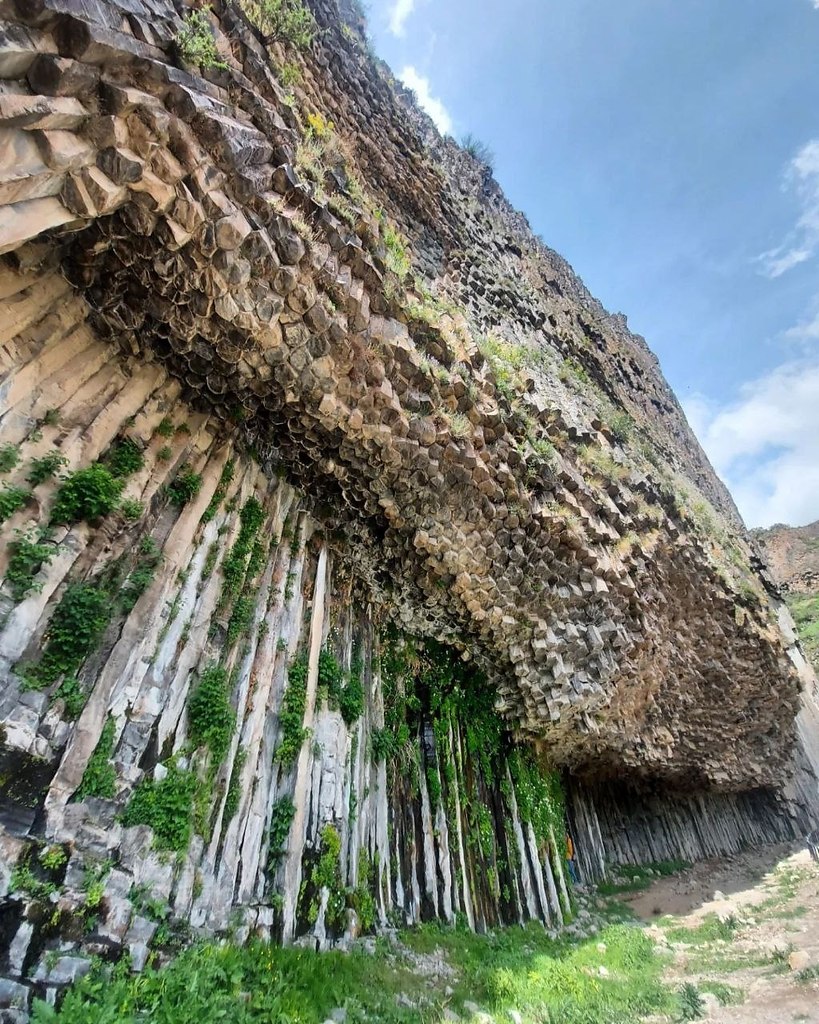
(122, 760), (198, 852)
(23, 582), (111, 688)
(677, 982), (704, 1021)
(266, 796), (296, 873)
(119, 498), (144, 522)
(107, 437), (144, 478)
(0, 484), (30, 523)
(51, 464), (123, 524)
(240, 0), (316, 48)
(187, 663), (235, 762)
(27, 450), (68, 486)
(157, 445), (173, 462)
(608, 411), (634, 445)
(167, 466), (203, 506)
(381, 222), (410, 278)
(39, 845), (67, 871)
(4, 527), (55, 601)
(76, 718), (117, 800)
(275, 655), (309, 767)
(53, 676), (87, 719)
(176, 6), (227, 69)
(201, 459), (235, 524)
(155, 417), (175, 438)
(0, 443), (20, 473)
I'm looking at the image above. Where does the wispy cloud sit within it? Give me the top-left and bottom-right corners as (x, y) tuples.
(389, 0), (414, 36)
(398, 65), (453, 135)
(684, 359), (819, 527)
(758, 139), (819, 278)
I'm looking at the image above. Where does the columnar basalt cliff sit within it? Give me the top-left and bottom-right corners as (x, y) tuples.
(0, 0), (817, 1012)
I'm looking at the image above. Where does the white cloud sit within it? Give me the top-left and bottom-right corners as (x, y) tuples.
(784, 311), (819, 341)
(684, 359), (819, 527)
(398, 65), (453, 135)
(758, 139), (819, 278)
(389, 0), (414, 36)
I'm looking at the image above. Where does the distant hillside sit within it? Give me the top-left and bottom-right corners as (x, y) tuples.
(754, 520), (819, 671)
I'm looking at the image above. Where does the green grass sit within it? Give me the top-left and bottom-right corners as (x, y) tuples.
(401, 919), (671, 1024)
(697, 980), (744, 1005)
(596, 860), (689, 896)
(32, 914), (672, 1024)
(664, 913), (739, 945)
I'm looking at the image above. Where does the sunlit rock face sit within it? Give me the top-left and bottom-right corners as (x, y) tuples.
(0, 0), (817, 1011)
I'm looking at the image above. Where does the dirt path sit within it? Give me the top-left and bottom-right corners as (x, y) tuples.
(618, 843), (819, 1023)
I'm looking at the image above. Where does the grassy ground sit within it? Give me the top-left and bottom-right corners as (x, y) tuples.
(33, 853), (819, 1024)
(34, 911), (673, 1024)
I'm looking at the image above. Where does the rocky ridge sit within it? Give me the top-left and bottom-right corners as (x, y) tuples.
(0, 0), (816, 1014)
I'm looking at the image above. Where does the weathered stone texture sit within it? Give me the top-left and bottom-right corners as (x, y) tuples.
(0, 0), (816, 1002)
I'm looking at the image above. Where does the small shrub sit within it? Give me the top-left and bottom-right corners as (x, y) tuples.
(51, 464), (123, 524)
(187, 663), (235, 762)
(122, 760), (198, 852)
(53, 676), (87, 719)
(240, 0), (316, 48)
(608, 411), (634, 445)
(77, 718), (117, 800)
(167, 466), (203, 506)
(0, 484), (29, 523)
(39, 845), (67, 872)
(157, 445), (173, 463)
(677, 982), (704, 1021)
(382, 223), (410, 279)
(4, 528), (55, 602)
(275, 656), (309, 767)
(155, 417), (175, 438)
(24, 582), (111, 687)
(267, 796), (296, 872)
(461, 132), (494, 168)
(107, 437), (144, 478)
(176, 6), (227, 69)
(279, 60), (301, 87)
(27, 450), (68, 487)
(42, 409), (60, 427)
(119, 498), (144, 522)
(0, 444), (20, 474)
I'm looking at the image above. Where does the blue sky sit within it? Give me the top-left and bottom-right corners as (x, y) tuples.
(366, 0), (819, 528)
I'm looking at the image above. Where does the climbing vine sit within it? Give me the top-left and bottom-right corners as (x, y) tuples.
(275, 655), (309, 768)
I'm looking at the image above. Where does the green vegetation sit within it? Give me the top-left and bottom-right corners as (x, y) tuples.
(0, 443), (21, 473)
(155, 417), (175, 438)
(23, 582), (111, 688)
(27, 450), (68, 486)
(53, 676), (87, 719)
(608, 411), (634, 445)
(0, 484), (30, 523)
(275, 655), (309, 767)
(119, 498), (144, 522)
(4, 527), (55, 601)
(119, 536), (162, 612)
(39, 844), (67, 872)
(221, 497), (265, 598)
(122, 760), (198, 852)
(266, 796), (296, 873)
(461, 132), (495, 169)
(382, 223), (411, 279)
(175, 6), (226, 69)
(76, 718), (117, 799)
(787, 592), (819, 670)
(664, 913), (738, 945)
(167, 466), (203, 506)
(317, 648), (364, 725)
(187, 663), (235, 762)
(676, 982), (705, 1021)
(51, 464), (123, 524)
(596, 859), (690, 896)
(201, 459), (235, 524)
(157, 445), (173, 462)
(240, 0), (316, 48)
(106, 437), (144, 478)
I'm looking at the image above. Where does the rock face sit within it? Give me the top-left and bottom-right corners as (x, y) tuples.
(0, 0), (817, 1009)
(754, 520), (819, 674)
